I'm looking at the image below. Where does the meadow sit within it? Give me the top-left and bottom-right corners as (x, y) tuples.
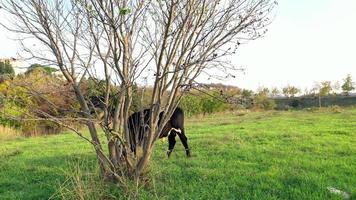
(0, 108), (355, 200)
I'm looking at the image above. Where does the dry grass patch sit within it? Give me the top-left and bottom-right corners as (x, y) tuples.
(0, 125), (21, 141)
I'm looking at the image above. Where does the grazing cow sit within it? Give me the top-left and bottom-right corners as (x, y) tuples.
(128, 107), (190, 158)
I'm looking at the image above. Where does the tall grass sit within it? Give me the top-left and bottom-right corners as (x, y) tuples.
(51, 160), (111, 200)
(0, 125), (21, 140)
(51, 160), (145, 200)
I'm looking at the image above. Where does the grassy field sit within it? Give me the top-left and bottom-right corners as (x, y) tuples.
(0, 108), (355, 199)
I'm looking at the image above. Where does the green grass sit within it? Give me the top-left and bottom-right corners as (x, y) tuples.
(0, 108), (355, 199)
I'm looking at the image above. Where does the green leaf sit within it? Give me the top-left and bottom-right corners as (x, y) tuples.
(119, 8), (131, 15)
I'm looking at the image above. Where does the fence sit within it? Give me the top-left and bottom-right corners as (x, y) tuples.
(273, 96), (356, 109)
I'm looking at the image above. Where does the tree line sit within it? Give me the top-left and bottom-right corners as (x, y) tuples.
(270, 75), (355, 98)
(1, 61), (355, 135)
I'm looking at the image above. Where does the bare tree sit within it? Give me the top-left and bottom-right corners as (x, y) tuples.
(0, 0), (277, 186)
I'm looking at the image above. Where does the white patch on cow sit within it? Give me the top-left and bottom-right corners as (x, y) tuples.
(327, 187), (350, 199)
(170, 127), (182, 134)
(164, 128), (182, 139)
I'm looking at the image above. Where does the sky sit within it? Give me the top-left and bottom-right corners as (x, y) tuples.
(0, 0), (355, 91)
(231, 0), (356, 90)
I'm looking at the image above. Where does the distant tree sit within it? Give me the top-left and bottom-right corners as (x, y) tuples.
(332, 81), (340, 95)
(25, 64), (58, 75)
(0, 61), (15, 77)
(256, 87), (269, 96)
(270, 87), (280, 97)
(82, 77), (107, 97)
(241, 89), (254, 98)
(289, 86), (300, 97)
(310, 82), (320, 96)
(341, 74), (355, 95)
(319, 81), (333, 96)
(282, 85), (300, 98)
(254, 87), (275, 110)
(303, 88), (311, 96)
(313, 81), (333, 108)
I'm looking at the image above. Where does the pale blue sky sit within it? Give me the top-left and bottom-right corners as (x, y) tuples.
(231, 0), (356, 90)
(1, 0), (355, 90)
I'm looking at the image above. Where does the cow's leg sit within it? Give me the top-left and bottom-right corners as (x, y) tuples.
(178, 128), (191, 157)
(167, 131), (177, 158)
(128, 129), (136, 156)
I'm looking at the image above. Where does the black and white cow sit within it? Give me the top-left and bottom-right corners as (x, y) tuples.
(128, 107), (190, 158)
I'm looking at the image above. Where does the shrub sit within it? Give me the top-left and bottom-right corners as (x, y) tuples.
(0, 61), (15, 77)
(290, 99), (301, 108)
(253, 94), (276, 110)
(329, 105), (342, 113)
(180, 93), (228, 116)
(0, 69), (79, 136)
(201, 96), (226, 114)
(179, 94), (203, 116)
(25, 63), (58, 75)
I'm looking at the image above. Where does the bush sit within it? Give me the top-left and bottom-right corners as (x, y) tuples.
(0, 69), (79, 136)
(179, 94), (203, 116)
(253, 94), (276, 110)
(0, 61), (15, 77)
(329, 105), (342, 113)
(201, 96), (226, 114)
(25, 63), (58, 75)
(290, 99), (301, 108)
(180, 94), (228, 116)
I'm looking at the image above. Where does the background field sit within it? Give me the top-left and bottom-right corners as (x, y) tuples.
(0, 108), (355, 200)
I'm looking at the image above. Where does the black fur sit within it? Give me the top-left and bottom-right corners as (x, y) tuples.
(127, 107), (190, 158)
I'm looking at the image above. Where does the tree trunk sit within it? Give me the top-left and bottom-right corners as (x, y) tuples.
(73, 84), (111, 178)
(87, 122), (111, 178)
